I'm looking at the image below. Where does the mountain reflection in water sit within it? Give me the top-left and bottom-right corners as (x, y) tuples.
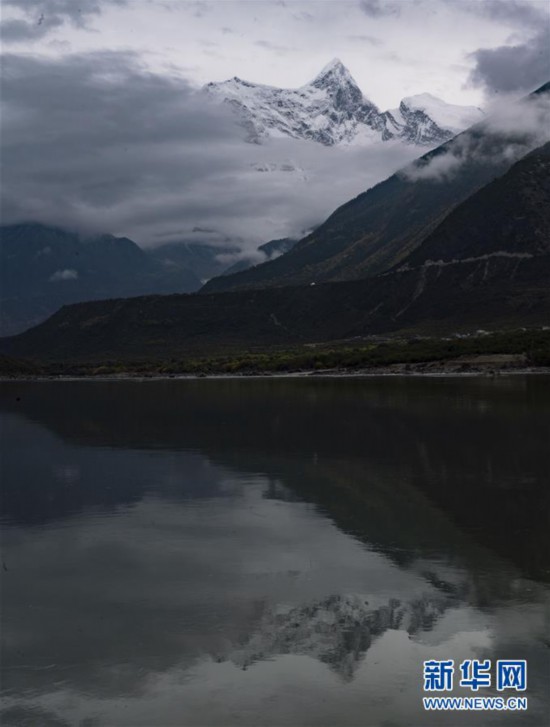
(1, 377), (549, 727)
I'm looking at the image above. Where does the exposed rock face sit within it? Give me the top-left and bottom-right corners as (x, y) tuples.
(201, 85), (550, 294)
(205, 58), (483, 147)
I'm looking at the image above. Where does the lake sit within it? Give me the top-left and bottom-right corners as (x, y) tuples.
(1, 376), (549, 727)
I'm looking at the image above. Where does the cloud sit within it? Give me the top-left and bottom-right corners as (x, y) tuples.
(347, 34), (383, 46)
(1, 50), (424, 253)
(447, 0), (544, 31)
(0, 0), (127, 43)
(446, 0), (550, 97)
(402, 91), (550, 181)
(1, 51), (242, 239)
(469, 28), (550, 96)
(482, 88), (550, 137)
(49, 268), (78, 281)
(255, 39), (292, 53)
(0, 15), (63, 42)
(402, 151), (464, 182)
(359, 0), (401, 18)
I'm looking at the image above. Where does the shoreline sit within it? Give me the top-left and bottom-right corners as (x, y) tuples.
(2, 364), (550, 382)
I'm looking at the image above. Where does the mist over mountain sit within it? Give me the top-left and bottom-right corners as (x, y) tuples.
(147, 240), (241, 285)
(1, 57), (490, 336)
(0, 225), (303, 336)
(214, 238), (299, 279)
(4, 139), (549, 361)
(2, 62), (547, 346)
(202, 83), (550, 294)
(1, 54), (464, 253)
(2, 5), (550, 727)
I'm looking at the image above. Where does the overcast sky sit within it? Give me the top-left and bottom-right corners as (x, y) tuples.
(2, 0), (549, 106)
(1, 0), (549, 249)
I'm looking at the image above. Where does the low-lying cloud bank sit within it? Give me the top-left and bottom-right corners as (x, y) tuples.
(401, 91), (550, 182)
(1, 50), (425, 254)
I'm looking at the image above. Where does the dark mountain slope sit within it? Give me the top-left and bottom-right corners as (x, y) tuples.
(216, 238), (298, 278)
(2, 141), (549, 361)
(402, 142), (550, 266)
(2, 256), (548, 362)
(0, 224), (201, 336)
(1, 226), (302, 336)
(202, 83), (550, 294)
(147, 240), (239, 283)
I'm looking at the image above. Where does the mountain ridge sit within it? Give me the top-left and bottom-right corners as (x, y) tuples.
(0, 223), (203, 336)
(201, 82), (550, 294)
(205, 58), (483, 147)
(0, 224), (305, 335)
(3, 141), (549, 361)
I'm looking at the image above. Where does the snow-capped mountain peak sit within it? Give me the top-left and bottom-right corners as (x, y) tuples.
(309, 57), (364, 93)
(396, 93), (484, 134)
(314, 56), (348, 77)
(205, 60), (484, 147)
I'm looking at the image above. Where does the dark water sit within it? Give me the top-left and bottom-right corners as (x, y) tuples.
(1, 376), (549, 727)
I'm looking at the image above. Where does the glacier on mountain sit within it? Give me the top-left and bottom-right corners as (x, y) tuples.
(149, 59), (486, 250)
(205, 58), (484, 147)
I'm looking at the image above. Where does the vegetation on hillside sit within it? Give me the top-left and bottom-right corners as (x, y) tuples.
(2, 328), (549, 377)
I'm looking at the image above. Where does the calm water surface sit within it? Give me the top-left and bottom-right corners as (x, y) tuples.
(1, 377), (549, 727)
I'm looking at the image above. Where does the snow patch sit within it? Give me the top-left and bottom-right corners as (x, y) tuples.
(205, 60), (482, 148)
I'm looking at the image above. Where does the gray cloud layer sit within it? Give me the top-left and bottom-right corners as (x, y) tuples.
(3, 2), (547, 252)
(1, 50), (422, 251)
(454, 0), (545, 28)
(0, 51), (236, 234)
(359, 0), (401, 18)
(458, 0), (550, 96)
(402, 91), (550, 182)
(1, 0), (126, 42)
(470, 27), (550, 96)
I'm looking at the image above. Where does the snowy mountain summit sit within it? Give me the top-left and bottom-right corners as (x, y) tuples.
(205, 58), (484, 147)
